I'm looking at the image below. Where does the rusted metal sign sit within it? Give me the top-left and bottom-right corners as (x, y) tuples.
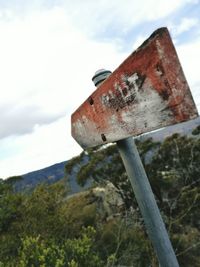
(71, 27), (198, 148)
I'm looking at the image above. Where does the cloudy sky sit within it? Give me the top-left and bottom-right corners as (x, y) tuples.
(0, 0), (200, 178)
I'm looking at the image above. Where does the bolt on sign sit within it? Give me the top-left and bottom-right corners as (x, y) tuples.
(71, 27), (198, 149)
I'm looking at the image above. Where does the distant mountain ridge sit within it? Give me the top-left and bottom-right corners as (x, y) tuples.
(138, 116), (200, 141)
(13, 116), (200, 193)
(15, 154), (92, 194)
(14, 161), (67, 192)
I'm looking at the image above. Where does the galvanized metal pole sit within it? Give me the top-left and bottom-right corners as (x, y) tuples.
(92, 69), (179, 267)
(117, 137), (179, 267)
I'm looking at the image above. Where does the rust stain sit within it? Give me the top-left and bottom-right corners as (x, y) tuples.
(71, 27), (198, 149)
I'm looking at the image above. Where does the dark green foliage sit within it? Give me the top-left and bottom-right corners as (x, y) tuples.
(17, 227), (103, 267)
(0, 132), (200, 266)
(65, 152), (85, 175)
(145, 133), (200, 267)
(59, 192), (97, 237)
(0, 182), (23, 263)
(77, 145), (118, 186)
(192, 125), (200, 135)
(135, 137), (160, 165)
(147, 133), (200, 202)
(97, 216), (156, 267)
(4, 176), (23, 186)
(76, 139), (160, 209)
(21, 183), (67, 241)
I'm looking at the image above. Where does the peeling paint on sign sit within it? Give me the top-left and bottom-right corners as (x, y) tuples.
(71, 27), (198, 149)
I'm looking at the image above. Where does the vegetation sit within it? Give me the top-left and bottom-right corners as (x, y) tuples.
(0, 127), (200, 266)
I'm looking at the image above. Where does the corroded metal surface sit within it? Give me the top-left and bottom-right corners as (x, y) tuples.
(71, 27), (198, 148)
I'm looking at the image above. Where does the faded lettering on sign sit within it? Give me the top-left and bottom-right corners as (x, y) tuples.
(101, 73), (146, 110)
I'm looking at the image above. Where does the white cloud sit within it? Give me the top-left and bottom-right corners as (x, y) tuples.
(0, 1), (200, 178)
(61, 0), (196, 36)
(0, 116), (82, 178)
(171, 17), (199, 37)
(0, 7), (126, 138)
(0, 103), (63, 138)
(176, 37), (200, 112)
(0, 6), (127, 178)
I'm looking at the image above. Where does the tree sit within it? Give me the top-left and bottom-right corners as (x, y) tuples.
(192, 125), (200, 135)
(0, 180), (24, 264)
(146, 133), (200, 266)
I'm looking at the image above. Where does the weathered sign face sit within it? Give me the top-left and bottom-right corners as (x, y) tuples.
(71, 27), (198, 149)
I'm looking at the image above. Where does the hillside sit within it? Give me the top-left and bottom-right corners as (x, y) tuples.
(13, 155), (92, 194)
(10, 116), (200, 194)
(1, 125), (200, 266)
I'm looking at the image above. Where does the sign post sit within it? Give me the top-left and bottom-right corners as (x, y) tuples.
(117, 137), (178, 267)
(71, 28), (198, 267)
